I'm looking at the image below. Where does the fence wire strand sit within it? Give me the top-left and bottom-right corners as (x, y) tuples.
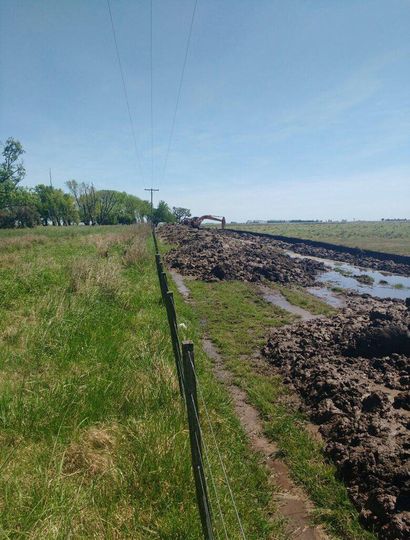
(154, 239), (246, 540)
(188, 352), (247, 540)
(193, 402), (230, 540)
(193, 431), (223, 540)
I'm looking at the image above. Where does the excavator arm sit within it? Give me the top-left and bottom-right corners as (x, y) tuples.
(182, 215), (226, 229)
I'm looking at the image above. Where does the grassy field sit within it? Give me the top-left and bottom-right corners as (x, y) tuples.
(0, 225), (286, 539)
(229, 221), (410, 256)
(187, 280), (375, 540)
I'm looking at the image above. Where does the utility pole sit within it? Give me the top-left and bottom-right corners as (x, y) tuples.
(49, 168), (53, 188)
(144, 187), (159, 220)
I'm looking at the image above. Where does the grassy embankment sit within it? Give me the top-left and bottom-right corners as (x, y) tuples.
(230, 221), (410, 256)
(187, 279), (375, 540)
(0, 225), (286, 539)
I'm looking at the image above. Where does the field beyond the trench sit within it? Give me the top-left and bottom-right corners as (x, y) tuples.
(229, 221), (410, 256)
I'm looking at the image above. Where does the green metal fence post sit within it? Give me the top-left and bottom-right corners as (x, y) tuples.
(182, 341), (214, 540)
(164, 290), (184, 398)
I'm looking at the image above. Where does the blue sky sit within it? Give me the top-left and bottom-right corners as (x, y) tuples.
(1, 0), (409, 221)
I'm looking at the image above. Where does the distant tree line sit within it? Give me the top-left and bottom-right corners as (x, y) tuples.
(381, 218), (408, 222)
(0, 138), (188, 228)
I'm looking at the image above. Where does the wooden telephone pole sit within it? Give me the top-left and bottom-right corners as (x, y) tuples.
(144, 187), (159, 220)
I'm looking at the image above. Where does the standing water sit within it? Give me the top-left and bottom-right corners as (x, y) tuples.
(287, 251), (410, 301)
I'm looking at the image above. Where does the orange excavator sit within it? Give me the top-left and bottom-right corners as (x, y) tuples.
(182, 215), (226, 229)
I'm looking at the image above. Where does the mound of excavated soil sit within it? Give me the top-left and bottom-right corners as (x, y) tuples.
(232, 231), (410, 276)
(284, 242), (410, 276)
(263, 297), (410, 539)
(158, 225), (325, 286)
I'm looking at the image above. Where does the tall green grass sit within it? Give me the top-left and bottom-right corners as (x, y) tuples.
(0, 225), (284, 538)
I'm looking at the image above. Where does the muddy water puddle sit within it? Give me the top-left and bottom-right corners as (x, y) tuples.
(306, 286), (345, 308)
(287, 251), (410, 300)
(259, 285), (317, 320)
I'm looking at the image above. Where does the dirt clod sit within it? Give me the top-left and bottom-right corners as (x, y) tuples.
(262, 297), (410, 539)
(159, 225), (325, 286)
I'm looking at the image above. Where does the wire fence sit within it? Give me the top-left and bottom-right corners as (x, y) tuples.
(152, 226), (247, 540)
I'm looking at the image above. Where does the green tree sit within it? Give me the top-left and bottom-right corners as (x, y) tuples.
(66, 180), (97, 225)
(35, 185), (78, 226)
(113, 192), (147, 225)
(0, 139), (40, 228)
(92, 191), (151, 225)
(108, 192), (151, 224)
(0, 138), (26, 209)
(0, 188), (40, 228)
(152, 200), (175, 225)
(172, 207), (191, 223)
(96, 190), (120, 224)
(13, 190), (41, 228)
(62, 193), (79, 225)
(121, 195), (150, 224)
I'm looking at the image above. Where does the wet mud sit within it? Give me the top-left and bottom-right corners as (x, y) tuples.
(232, 230), (410, 277)
(259, 284), (318, 321)
(263, 297), (410, 539)
(269, 240), (410, 277)
(159, 225), (325, 286)
(159, 224), (410, 538)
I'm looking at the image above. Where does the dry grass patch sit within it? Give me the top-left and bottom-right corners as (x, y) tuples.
(85, 230), (134, 257)
(85, 225), (149, 260)
(0, 291), (67, 354)
(0, 234), (50, 253)
(0, 251), (21, 268)
(0, 312), (27, 343)
(122, 229), (150, 267)
(122, 241), (148, 267)
(63, 425), (118, 479)
(0, 304), (45, 352)
(68, 257), (124, 299)
(0, 370), (23, 397)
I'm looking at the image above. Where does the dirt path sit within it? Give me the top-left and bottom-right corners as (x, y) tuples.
(171, 270), (327, 540)
(170, 270), (191, 298)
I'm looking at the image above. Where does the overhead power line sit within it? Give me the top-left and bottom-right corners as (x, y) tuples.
(161, 0), (198, 184)
(106, 0), (144, 182)
(150, 0), (154, 188)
